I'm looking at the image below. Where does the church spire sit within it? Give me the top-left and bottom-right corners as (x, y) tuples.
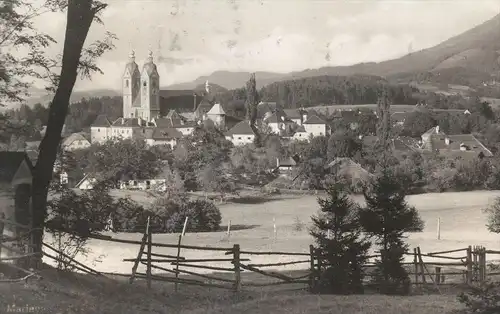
(129, 50), (136, 62)
(147, 50), (154, 63)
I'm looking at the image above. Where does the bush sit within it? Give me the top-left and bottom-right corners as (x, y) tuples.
(457, 281), (500, 314)
(147, 198), (222, 233)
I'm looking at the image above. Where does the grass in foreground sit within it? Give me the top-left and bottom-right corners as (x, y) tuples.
(0, 264), (467, 314)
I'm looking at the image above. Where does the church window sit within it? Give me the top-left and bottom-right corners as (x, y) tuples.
(143, 81), (147, 87)
(126, 80), (129, 87)
(131, 113), (134, 117)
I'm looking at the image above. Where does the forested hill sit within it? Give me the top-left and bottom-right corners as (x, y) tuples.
(256, 75), (418, 108)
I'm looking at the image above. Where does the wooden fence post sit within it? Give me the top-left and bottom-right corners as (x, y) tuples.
(435, 267), (441, 284)
(479, 247), (486, 284)
(175, 235), (182, 293)
(309, 245), (315, 292)
(466, 246), (472, 285)
(413, 248), (418, 284)
(233, 244), (241, 292)
(417, 247), (426, 283)
(146, 226), (152, 289)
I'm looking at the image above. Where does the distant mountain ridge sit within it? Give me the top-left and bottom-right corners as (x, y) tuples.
(23, 12), (500, 105)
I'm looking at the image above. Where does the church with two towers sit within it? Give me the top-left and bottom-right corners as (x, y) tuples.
(90, 50), (239, 146)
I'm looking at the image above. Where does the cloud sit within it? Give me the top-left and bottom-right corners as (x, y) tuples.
(27, 0), (500, 91)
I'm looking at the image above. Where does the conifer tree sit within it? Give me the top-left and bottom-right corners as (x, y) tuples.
(245, 73), (261, 146)
(359, 169), (424, 295)
(310, 183), (371, 294)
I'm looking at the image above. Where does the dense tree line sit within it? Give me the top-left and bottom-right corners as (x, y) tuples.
(256, 75), (418, 108)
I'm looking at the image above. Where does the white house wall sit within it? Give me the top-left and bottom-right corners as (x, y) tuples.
(304, 124), (327, 137)
(90, 126), (110, 144)
(229, 134), (255, 146)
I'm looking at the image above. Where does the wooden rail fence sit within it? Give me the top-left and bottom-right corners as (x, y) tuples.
(29, 225), (500, 292)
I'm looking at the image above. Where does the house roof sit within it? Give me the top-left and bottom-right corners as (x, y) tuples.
(303, 114), (326, 125)
(165, 109), (183, 120)
(91, 115), (112, 128)
(256, 102), (278, 119)
(112, 117), (145, 128)
(265, 112), (282, 123)
(283, 109), (303, 119)
(422, 126), (446, 138)
(151, 128), (183, 140)
(207, 103), (226, 115)
(0, 152), (33, 183)
(429, 134), (493, 157)
(25, 141), (40, 151)
(295, 125), (306, 133)
(154, 117), (196, 128)
(391, 112), (408, 122)
(278, 157), (298, 167)
(75, 174), (96, 188)
(326, 157), (372, 179)
(61, 133), (89, 147)
(392, 137), (420, 152)
(225, 120), (255, 136)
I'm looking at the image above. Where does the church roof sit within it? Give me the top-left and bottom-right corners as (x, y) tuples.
(142, 62), (158, 76)
(112, 118), (145, 127)
(142, 52), (159, 76)
(124, 62), (140, 77)
(207, 103), (226, 115)
(151, 128), (183, 140)
(91, 115), (112, 128)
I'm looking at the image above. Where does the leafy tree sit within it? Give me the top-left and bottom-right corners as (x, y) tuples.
(483, 197), (500, 234)
(45, 188), (141, 268)
(28, 0), (116, 267)
(356, 109), (377, 135)
(402, 111), (436, 138)
(327, 131), (361, 160)
(197, 163), (237, 199)
(359, 169), (424, 295)
(310, 184), (371, 294)
(85, 139), (163, 187)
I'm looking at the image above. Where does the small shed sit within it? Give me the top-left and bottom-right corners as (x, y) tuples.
(0, 152), (34, 263)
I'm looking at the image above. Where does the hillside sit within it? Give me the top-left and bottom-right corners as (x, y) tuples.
(165, 13), (500, 91)
(165, 71), (288, 90)
(24, 87), (120, 107)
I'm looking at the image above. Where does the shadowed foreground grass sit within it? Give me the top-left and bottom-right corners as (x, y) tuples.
(0, 264), (466, 314)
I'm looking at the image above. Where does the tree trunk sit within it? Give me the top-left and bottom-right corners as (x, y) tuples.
(30, 0), (99, 268)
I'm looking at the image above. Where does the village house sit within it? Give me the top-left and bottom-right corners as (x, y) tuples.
(225, 121), (255, 146)
(302, 114), (330, 137)
(283, 108), (308, 125)
(264, 112), (286, 134)
(291, 125), (309, 141)
(61, 133), (91, 151)
(420, 126), (493, 160)
(275, 155), (300, 173)
(118, 178), (167, 192)
(0, 152), (33, 263)
(144, 128), (183, 149)
(75, 174), (97, 190)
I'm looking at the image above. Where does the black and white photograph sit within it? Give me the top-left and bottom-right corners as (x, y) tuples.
(1, 0), (500, 313)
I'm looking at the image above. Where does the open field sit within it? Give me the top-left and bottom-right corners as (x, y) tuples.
(42, 190), (500, 277)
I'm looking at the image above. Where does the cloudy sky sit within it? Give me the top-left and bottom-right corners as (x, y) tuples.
(33, 0), (500, 91)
